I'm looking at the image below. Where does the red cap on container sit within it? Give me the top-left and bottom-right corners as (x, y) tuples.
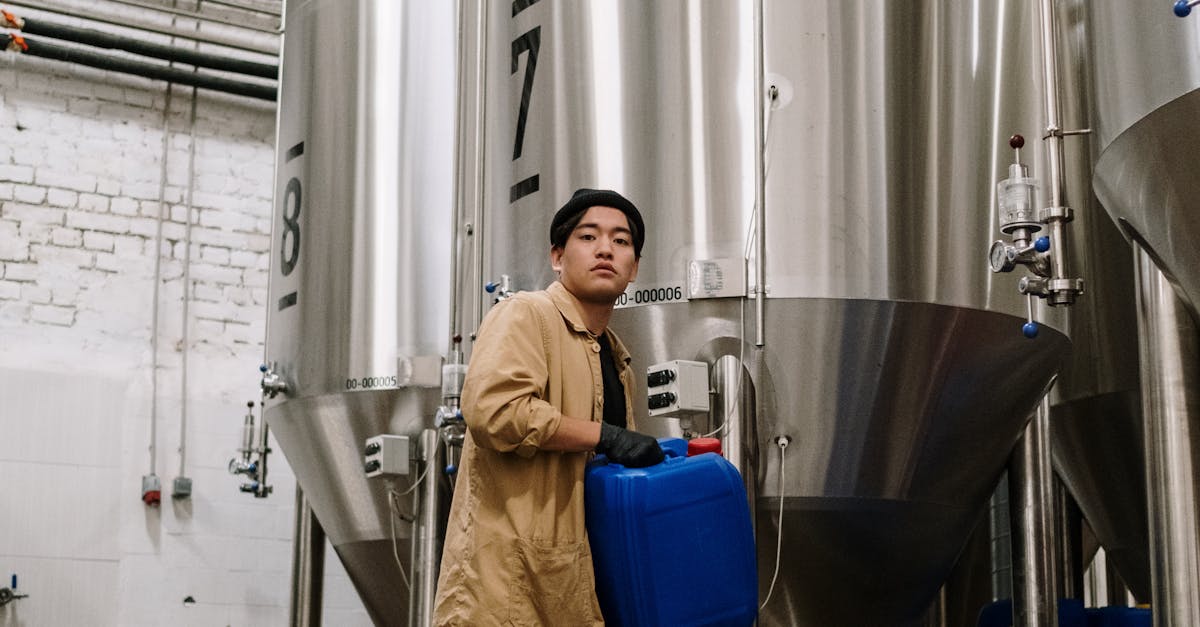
(687, 437), (722, 456)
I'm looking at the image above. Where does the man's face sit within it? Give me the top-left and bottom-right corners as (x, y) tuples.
(550, 205), (640, 305)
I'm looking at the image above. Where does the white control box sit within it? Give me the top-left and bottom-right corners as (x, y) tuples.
(364, 434), (410, 478)
(646, 360), (710, 417)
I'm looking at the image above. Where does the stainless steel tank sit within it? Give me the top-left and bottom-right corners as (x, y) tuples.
(468, 2), (1068, 624)
(1088, 1), (1200, 316)
(265, 1), (456, 624)
(1086, 0), (1200, 614)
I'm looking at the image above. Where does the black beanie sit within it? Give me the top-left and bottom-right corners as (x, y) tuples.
(549, 188), (645, 257)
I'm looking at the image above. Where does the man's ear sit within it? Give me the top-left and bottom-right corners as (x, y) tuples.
(549, 246), (563, 273)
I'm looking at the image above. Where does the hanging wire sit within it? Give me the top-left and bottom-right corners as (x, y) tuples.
(759, 438), (789, 611)
(385, 436), (439, 592)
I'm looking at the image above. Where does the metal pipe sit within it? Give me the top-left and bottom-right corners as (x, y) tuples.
(450, 0), (469, 350)
(262, 0), (286, 388)
(3, 0), (277, 55)
(409, 429), (444, 627)
(289, 486), (325, 627)
(1008, 396), (1061, 627)
(1134, 245), (1200, 627)
(6, 16), (278, 78)
(3, 34), (276, 101)
(1035, 0), (1080, 307)
(201, 0), (281, 17)
(102, 0), (279, 33)
(1037, 0), (1065, 213)
(145, 77), (179, 480)
(471, 0), (490, 338)
(254, 401), (272, 497)
(752, 0), (766, 347)
(177, 82), (199, 479)
(714, 355), (756, 520)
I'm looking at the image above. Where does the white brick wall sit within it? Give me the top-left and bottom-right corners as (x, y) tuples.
(0, 12), (369, 625)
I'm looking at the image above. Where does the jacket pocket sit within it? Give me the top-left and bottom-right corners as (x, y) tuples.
(505, 538), (602, 626)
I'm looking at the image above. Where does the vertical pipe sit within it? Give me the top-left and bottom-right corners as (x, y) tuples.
(178, 83), (198, 479)
(149, 82), (177, 478)
(752, 0), (765, 347)
(1009, 396), (1060, 627)
(1134, 246), (1200, 627)
(1036, 0), (1069, 284)
(713, 355), (756, 520)
(449, 0), (467, 349)
(263, 0), (286, 375)
(409, 429), (444, 627)
(256, 419), (271, 497)
(470, 0), (490, 338)
(289, 486), (325, 627)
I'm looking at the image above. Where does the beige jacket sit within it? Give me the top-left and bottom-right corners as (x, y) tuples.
(433, 281), (637, 626)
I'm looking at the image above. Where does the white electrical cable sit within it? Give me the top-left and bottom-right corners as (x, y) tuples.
(385, 436), (439, 592)
(759, 437), (788, 611)
(387, 487), (412, 592)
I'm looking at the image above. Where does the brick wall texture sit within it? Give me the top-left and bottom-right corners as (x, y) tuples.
(0, 16), (370, 626)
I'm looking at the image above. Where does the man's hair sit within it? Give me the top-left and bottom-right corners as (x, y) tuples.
(549, 188), (645, 258)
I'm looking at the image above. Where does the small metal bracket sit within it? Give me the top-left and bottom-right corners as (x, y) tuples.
(1038, 205), (1074, 223)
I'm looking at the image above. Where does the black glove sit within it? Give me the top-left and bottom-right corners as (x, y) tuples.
(596, 422), (665, 468)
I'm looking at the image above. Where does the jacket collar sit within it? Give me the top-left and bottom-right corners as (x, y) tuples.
(547, 281), (633, 365)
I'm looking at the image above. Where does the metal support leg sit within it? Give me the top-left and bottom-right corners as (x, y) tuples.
(1009, 396), (1060, 627)
(409, 429), (445, 627)
(713, 355), (757, 516)
(289, 486), (325, 627)
(1134, 246), (1200, 627)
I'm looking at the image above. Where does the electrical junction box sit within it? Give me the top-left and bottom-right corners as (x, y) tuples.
(364, 434), (410, 478)
(646, 360), (710, 418)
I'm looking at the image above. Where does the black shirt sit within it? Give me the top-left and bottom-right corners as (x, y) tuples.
(597, 333), (627, 429)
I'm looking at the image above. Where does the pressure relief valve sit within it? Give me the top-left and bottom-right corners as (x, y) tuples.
(989, 135), (1048, 276)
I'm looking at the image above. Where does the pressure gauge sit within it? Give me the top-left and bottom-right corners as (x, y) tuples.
(989, 240), (1016, 273)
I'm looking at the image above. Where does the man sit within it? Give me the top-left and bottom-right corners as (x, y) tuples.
(433, 188), (664, 626)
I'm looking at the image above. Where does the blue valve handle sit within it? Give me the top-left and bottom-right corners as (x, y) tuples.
(445, 464), (458, 475)
(1023, 321), (1040, 339)
(1176, 0), (1198, 17)
(259, 363), (268, 372)
(1034, 236), (1050, 253)
(484, 282), (497, 293)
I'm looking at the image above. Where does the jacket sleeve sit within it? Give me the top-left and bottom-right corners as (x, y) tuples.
(461, 297), (563, 457)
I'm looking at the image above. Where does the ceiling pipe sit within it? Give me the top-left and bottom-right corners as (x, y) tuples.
(3, 33), (276, 101)
(101, 0), (278, 33)
(2, 0), (277, 55)
(2, 11), (277, 79)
